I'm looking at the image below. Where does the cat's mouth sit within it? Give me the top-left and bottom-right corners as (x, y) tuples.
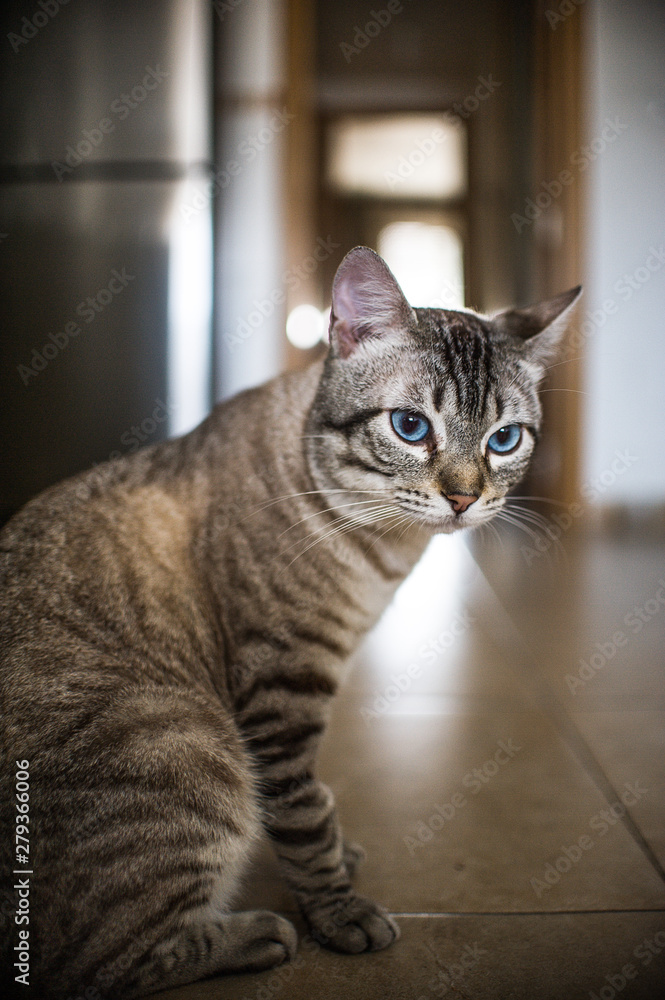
(394, 493), (503, 533)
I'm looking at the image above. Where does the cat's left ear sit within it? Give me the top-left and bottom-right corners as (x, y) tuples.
(492, 285), (582, 367)
(328, 246), (416, 359)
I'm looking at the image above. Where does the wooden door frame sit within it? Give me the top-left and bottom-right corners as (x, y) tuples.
(529, 1), (587, 506)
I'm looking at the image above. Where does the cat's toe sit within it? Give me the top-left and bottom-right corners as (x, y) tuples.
(308, 894), (400, 954)
(239, 911), (299, 970)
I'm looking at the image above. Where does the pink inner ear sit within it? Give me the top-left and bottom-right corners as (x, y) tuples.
(328, 246), (414, 357)
(334, 277), (360, 328)
(330, 271), (366, 358)
(332, 314), (357, 359)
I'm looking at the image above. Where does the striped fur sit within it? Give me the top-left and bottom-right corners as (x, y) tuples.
(0, 247), (580, 997)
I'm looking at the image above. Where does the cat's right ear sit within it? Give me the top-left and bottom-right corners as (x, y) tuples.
(492, 285), (583, 367)
(328, 246), (416, 359)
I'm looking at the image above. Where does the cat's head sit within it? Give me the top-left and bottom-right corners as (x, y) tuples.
(306, 246), (581, 535)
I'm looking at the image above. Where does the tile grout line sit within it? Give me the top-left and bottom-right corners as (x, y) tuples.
(464, 541), (665, 887)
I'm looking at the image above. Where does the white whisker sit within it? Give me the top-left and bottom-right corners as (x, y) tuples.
(276, 497), (394, 538)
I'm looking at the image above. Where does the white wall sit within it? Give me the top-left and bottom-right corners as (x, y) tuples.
(583, 0), (665, 505)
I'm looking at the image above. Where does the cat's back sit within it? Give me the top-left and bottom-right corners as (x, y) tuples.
(0, 362), (323, 689)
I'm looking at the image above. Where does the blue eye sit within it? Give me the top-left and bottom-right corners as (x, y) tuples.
(487, 424), (522, 454)
(391, 410), (430, 443)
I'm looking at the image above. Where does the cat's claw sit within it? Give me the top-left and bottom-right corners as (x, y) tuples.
(307, 894), (400, 954)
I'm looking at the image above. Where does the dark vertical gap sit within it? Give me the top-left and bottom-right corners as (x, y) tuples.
(510, 0), (537, 306)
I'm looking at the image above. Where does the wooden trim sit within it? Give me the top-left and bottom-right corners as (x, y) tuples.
(283, 0), (321, 373)
(530, 1), (587, 506)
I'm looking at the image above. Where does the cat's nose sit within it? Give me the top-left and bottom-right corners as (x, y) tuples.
(446, 493), (478, 514)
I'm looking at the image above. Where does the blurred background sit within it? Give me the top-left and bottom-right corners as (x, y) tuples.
(0, 0), (663, 525)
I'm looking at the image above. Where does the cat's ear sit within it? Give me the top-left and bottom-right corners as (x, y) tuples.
(328, 246), (416, 359)
(492, 285), (582, 367)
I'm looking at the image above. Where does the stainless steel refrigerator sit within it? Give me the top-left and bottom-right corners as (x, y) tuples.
(0, 0), (213, 524)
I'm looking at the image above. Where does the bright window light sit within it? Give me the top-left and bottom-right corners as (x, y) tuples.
(378, 221), (464, 308)
(286, 304), (327, 350)
(168, 186), (213, 436)
(326, 114), (466, 200)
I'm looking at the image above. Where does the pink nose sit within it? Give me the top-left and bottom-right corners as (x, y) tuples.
(446, 493), (478, 514)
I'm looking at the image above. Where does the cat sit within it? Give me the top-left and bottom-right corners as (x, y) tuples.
(0, 246), (580, 999)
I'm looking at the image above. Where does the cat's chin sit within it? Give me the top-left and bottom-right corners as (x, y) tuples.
(410, 510), (495, 535)
(409, 514), (467, 535)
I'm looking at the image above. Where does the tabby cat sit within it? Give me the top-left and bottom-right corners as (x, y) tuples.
(0, 247), (580, 998)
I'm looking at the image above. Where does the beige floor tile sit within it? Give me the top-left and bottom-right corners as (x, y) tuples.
(320, 709), (665, 913)
(471, 527), (665, 712)
(155, 911), (665, 1000)
(571, 711), (665, 867)
(233, 709), (665, 916)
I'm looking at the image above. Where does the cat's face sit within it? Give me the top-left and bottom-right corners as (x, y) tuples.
(307, 247), (581, 536)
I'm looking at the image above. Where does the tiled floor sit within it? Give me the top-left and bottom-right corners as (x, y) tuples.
(159, 518), (665, 1000)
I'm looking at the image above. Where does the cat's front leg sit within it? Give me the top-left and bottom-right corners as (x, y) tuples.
(259, 770), (399, 954)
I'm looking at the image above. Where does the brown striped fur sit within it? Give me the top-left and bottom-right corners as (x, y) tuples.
(0, 248), (580, 997)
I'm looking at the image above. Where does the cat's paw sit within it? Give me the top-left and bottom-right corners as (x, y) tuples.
(225, 910), (299, 971)
(342, 839), (366, 879)
(307, 894), (400, 954)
